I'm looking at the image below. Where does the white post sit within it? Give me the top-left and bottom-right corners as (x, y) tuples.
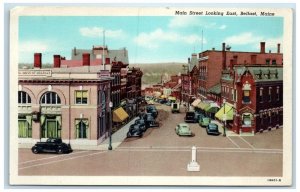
(187, 146), (200, 172)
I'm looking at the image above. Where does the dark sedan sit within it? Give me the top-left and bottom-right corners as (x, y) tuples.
(31, 138), (72, 154)
(127, 124), (144, 138)
(206, 123), (221, 136)
(184, 111), (198, 123)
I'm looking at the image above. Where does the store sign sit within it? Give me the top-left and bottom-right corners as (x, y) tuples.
(18, 69), (52, 77)
(99, 70), (110, 78)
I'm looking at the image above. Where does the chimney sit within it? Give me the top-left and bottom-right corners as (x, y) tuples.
(260, 42), (265, 53)
(277, 43), (281, 53)
(82, 53), (90, 66)
(251, 55), (257, 65)
(74, 47), (77, 55)
(188, 57), (191, 63)
(233, 55), (238, 65)
(53, 55), (61, 68)
(230, 59), (234, 69)
(34, 53), (42, 68)
(212, 47), (215, 51)
(222, 42), (226, 70)
(105, 57), (110, 64)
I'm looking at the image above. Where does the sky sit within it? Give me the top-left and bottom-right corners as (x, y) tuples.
(19, 16), (283, 64)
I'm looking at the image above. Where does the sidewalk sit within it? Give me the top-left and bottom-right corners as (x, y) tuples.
(19, 117), (139, 151)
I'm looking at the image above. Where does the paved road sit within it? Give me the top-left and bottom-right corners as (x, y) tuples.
(18, 103), (283, 177)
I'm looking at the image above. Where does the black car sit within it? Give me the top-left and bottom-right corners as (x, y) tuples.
(127, 124), (144, 138)
(146, 105), (158, 118)
(144, 113), (159, 128)
(134, 119), (147, 131)
(31, 138), (72, 154)
(184, 111), (198, 123)
(206, 123), (221, 136)
(195, 112), (205, 122)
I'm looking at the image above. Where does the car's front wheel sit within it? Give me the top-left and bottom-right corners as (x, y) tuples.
(32, 147), (39, 154)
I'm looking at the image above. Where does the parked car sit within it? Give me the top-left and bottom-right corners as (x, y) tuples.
(31, 138), (72, 154)
(206, 123), (220, 135)
(184, 111), (198, 123)
(165, 101), (172, 106)
(171, 103), (180, 113)
(199, 116), (211, 127)
(175, 123), (192, 136)
(195, 111), (204, 121)
(146, 105), (158, 118)
(144, 113), (159, 128)
(127, 124), (144, 138)
(134, 118), (147, 132)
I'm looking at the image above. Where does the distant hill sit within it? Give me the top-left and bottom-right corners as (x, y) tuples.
(131, 62), (187, 86)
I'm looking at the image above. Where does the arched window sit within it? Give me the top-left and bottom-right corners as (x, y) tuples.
(18, 91), (31, 104)
(40, 92), (61, 104)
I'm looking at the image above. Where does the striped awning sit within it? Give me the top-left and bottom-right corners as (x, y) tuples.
(215, 103), (234, 121)
(197, 102), (210, 110)
(204, 102), (220, 113)
(113, 107), (129, 122)
(191, 99), (201, 107)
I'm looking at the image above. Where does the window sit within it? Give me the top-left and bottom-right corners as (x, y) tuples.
(243, 90), (250, 103)
(75, 91), (88, 104)
(272, 60), (276, 65)
(242, 114), (252, 126)
(41, 115), (62, 138)
(268, 87), (272, 102)
(76, 119), (88, 139)
(18, 91), (31, 104)
(276, 86), (280, 101)
(260, 87), (264, 102)
(18, 116), (32, 138)
(266, 59), (270, 65)
(40, 92), (61, 104)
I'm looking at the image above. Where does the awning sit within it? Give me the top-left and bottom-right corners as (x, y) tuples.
(113, 107), (129, 122)
(215, 103), (234, 121)
(197, 101), (210, 110)
(191, 99), (201, 107)
(204, 102), (220, 113)
(168, 96), (176, 101)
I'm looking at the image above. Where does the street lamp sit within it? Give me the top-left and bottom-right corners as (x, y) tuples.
(222, 99), (227, 137)
(108, 101), (113, 150)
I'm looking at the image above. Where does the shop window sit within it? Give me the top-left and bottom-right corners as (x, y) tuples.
(40, 115), (62, 138)
(276, 86), (280, 101)
(242, 113), (252, 126)
(268, 87), (272, 102)
(75, 90), (88, 104)
(76, 119), (88, 139)
(18, 116), (32, 138)
(41, 92), (61, 104)
(259, 87), (264, 102)
(18, 91), (31, 104)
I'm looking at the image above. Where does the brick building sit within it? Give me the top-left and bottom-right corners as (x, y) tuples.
(18, 53), (114, 146)
(198, 42), (283, 99)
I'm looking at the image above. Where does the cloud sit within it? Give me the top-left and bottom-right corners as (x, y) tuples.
(79, 27), (125, 38)
(19, 40), (49, 53)
(168, 16), (225, 30)
(168, 16), (200, 28)
(219, 25), (227, 30)
(224, 32), (283, 52)
(134, 28), (206, 49)
(223, 32), (262, 45)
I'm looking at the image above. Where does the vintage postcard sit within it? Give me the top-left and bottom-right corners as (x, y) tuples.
(10, 6), (293, 186)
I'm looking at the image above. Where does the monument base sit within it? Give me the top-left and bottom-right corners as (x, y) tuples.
(187, 161), (200, 172)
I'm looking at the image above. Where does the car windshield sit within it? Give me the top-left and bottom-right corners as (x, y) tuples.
(209, 125), (218, 130)
(181, 126), (189, 130)
(203, 118), (210, 121)
(173, 104), (178, 108)
(186, 112), (194, 116)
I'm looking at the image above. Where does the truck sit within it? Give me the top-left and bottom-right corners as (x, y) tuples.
(171, 103), (180, 113)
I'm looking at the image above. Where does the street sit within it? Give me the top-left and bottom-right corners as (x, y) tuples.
(18, 103), (283, 176)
